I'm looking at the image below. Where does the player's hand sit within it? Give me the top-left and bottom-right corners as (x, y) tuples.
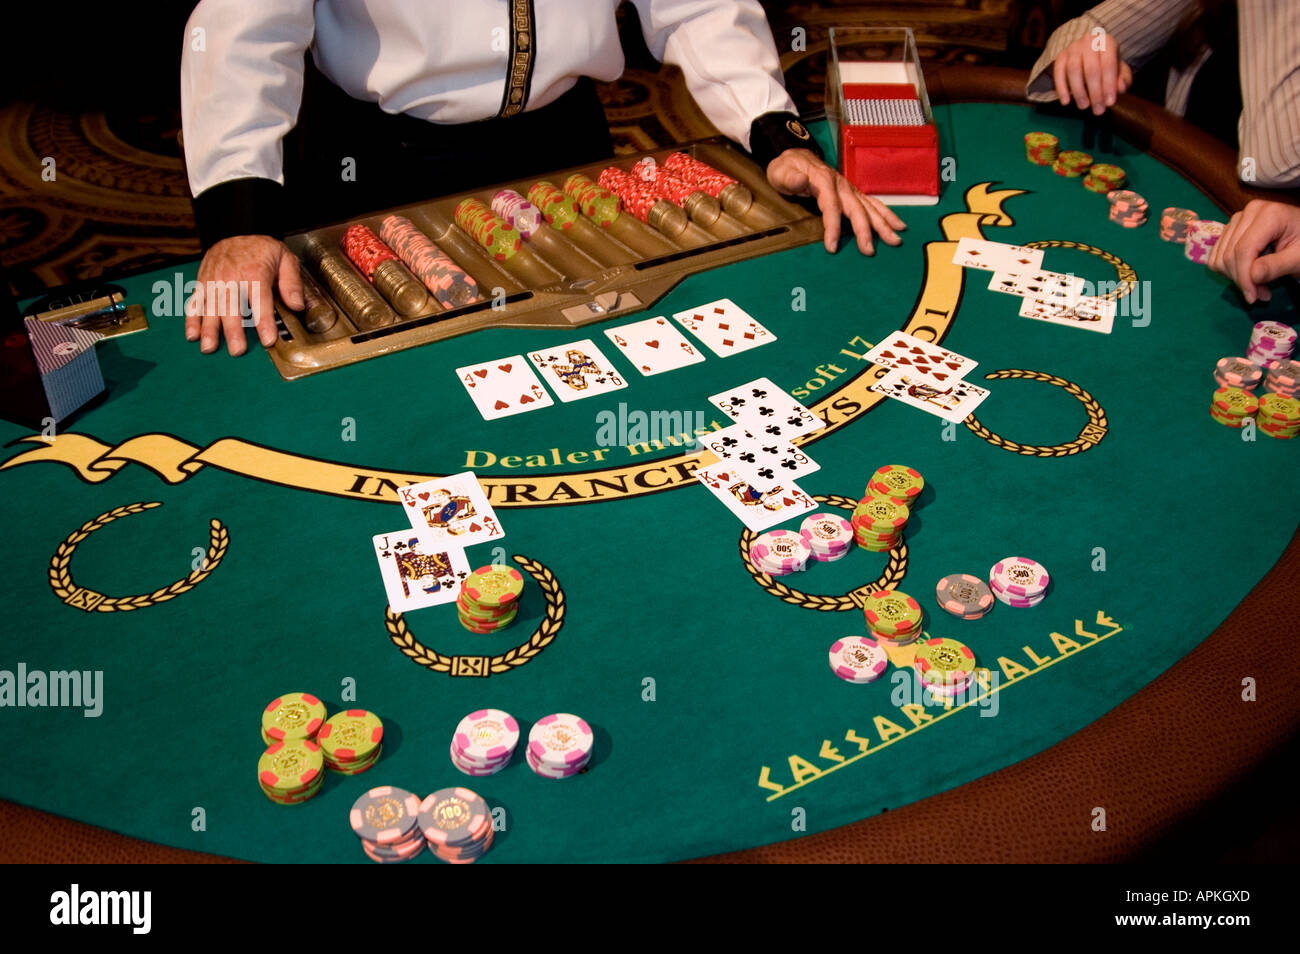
(1052, 31), (1134, 115)
(1208, 199), (1300, 305)
(186, 235), (304, 355)
(766, 148), (906, 255)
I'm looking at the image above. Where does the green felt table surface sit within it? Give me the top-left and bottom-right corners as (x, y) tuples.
(1, 103), (1296, 863)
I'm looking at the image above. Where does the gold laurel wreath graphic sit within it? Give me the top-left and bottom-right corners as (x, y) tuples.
(739, 494), (909, 611)
(1023, 240), (1138, 301)
(385, 555), (565, 677)
(964, 369), (1109, 456)
(48, 502), (229, 612)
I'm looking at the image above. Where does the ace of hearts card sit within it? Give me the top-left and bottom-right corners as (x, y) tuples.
(604, 316), (706, 376)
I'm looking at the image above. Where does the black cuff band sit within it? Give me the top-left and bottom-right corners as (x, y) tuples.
(746, 111), (823, 170)
(192, 178), (287, 251)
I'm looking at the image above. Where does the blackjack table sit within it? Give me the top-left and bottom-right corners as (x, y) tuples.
(2, 65), (1297, 864)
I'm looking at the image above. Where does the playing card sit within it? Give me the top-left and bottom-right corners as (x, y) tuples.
(372, 529), (471, 613)
(604, 316), (706, 376)
(527, 338), (627, 402)
(706, 377), (825, 440)
(863, 331), (977, 382)
(700, 424), (820, 482)
(870, 366), (991, 423)
(455, 354), (555, 420)
(988, 268), (1085, 302)
(397, 471), (505, 548)
(951, 238), (1044, 272)
(671, 298), (776, 358)
(693, 463), (818, 532)
(1019, 294), (1116, 333)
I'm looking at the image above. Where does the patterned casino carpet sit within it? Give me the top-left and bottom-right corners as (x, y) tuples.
(0, 1), (1059, 294)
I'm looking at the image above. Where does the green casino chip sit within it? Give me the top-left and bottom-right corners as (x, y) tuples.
(914, 637), (977, 686)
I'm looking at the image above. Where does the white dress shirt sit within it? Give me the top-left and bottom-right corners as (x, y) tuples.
(1025, 0), (1300, 188)
(181, 0), (797, 199)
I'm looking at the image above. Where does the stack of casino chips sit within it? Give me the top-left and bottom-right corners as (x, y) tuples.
(1084, 163), (1126, 193)
(989, 556), (1050, 608)
(1214, 356), (1264, 392)
(1160, 207), (1199, 243)
(866, 464), (925, 508)
(1023, 132), (1059, 166)
(317, 708), (384, 775)
(419, 787), (494, 863)
(827, 635), (888, 684)
(526, 712), (594, 779)
(851, 495), (908, 552)
(1107, 190), (1148, 227)
(349, 786), (424, 864)
(1052, 149), (1092, 178)
(1257, 393), (1300, 439)
(1184, 219), (1226, 263)
(453, 197), (522, 261)
(634, 162), (714, 213)
(491, 189), (544, 239)
(257, 738), (325, 804)
(563, 173), (621, 227)
(748, 528), (813, 576)
(1264, 359), (1300, 398)
(450, 708), (520, 777)
(378, 214), (478, 310)
(456, 565), (524, 633)
(935, 573), (995, 620)
(596, 167), (658, 224)
(914, 637), (978, 697)
(862, 588), (925, 646)
(1209, 386), (1259, 428)
(340, 223), (398, 279)
(799, 512), (855, 563)
(527, 181), (581, 230)
(1247, 320), (1296, 366)
(260, 691), (326, 746)
(664, 151), (738, 197)
(340, 223), (430, 315)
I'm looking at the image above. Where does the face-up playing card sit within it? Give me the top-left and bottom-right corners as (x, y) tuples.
(706, 377), (825, 440)
(863, 331), (977, 382)
(870, 367), (991, 423)
(988, 268), (1085, 302)
(1019, 294), (1116, 333)
(693, 463), (818, 532)
(604, 316), (706, 376)
(952, 238), (1044, 272)
(372, 528), (471, 613)
(455, 354), (555, 420)
(671, 298), (776, 358)
(398, 471), (505, 548)
(700, 424), (820, 482)
(527, 338), (627, 402)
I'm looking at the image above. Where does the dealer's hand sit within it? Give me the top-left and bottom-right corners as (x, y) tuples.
(1208, 199), (1300, 305)
(767, 148), (906, 255)
(1053, 30), (1134, 115)
(186, 235), (304, 355)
